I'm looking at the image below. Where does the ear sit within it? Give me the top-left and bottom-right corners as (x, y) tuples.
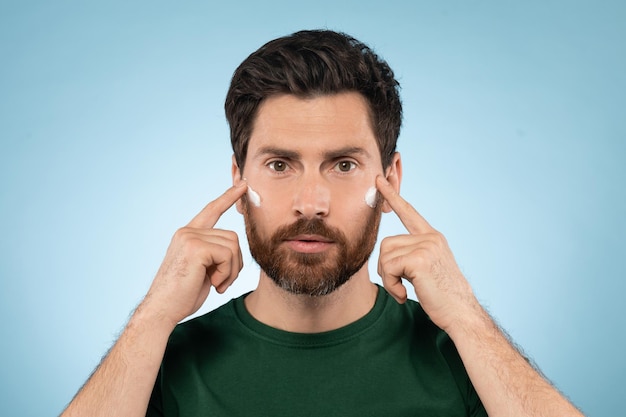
(382, 152), (402, 213)
(232, 155), (245, 214)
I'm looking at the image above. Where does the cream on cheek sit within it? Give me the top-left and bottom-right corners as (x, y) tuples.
(247, 186), (262, 207)
(364, 186), (377, 208)
(334, 184), (377, 211)
(242, 177), (262, 207)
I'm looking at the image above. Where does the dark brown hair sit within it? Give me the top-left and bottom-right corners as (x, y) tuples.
(225, 29), (402, 171)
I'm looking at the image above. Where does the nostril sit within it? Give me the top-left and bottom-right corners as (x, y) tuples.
(292, 183), (331, 218)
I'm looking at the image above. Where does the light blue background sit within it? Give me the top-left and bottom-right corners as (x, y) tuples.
(1, 1), (624, 415)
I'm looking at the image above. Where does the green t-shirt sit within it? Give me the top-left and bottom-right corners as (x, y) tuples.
(147, 286), (487, 416)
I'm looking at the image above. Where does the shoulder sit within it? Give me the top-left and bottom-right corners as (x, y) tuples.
(167, 296), (242, 350)
(378, 289), (466, 374)
(378, 288), (437, 333)
(376, 289), (483, 410)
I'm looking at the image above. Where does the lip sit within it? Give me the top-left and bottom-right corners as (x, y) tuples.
(287, 234), (333, 243)
(285, 234), (335, 253)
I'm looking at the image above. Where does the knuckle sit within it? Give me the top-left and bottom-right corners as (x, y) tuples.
(430, 231), (447, 246)
(421, 236), (442, 252)
(379, 236), (392, 249)
(407, 249), (431, 269)
(380, 235), (407, 251)
(383, 254), (404, 276)
(181, 236), (205, 254)
(377, 249), (390, 265)
(225, 230), (240, 244)
(212, 229), (240, 247)
(172, 227), (190, 241)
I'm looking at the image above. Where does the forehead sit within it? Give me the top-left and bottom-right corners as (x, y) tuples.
(248, 92), (378, 156)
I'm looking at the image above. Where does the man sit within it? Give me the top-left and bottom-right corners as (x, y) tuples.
(61, 30), (583, 416)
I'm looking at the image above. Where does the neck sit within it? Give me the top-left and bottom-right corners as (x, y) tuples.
(244, 264), (378, 333)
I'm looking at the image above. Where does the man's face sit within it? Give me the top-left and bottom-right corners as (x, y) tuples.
(236, 92), (387, 296)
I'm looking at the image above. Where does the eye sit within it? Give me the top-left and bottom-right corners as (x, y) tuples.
(268, 160), (288, 172)
(334, 160), (357, 173)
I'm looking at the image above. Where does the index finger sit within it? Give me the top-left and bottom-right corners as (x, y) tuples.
(187, 181), (248, 229)
(375, 175), (434, 235)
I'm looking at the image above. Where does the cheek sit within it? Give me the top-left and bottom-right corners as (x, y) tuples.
(335, 183), (378, 210)
(364, 186), (377, 208)
(243, 182), (289, 233)
(246, 181), (292, 211)
(322, 185), (378, 240)
(247, 186), (262, 207)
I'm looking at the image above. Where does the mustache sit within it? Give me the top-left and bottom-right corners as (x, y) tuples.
(270, 218), (346, 244)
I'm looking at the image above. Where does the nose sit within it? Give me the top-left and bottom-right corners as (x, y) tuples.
(291, 176), (330, 219)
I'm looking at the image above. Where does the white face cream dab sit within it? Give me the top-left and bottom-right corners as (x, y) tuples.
(364, 186), (377, 208)
(247, 186), (262, 207)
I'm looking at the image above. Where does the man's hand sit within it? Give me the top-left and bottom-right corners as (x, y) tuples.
(375, 175), (584, 416)
(375, 175), (479, 333)
(60, 182), (248, 417)
(142, 181), (248, 327)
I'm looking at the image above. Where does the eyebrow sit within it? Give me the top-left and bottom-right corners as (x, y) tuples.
(254, 146), (300, 160)
(253, 146), (371, 160)
(322, 146), (371, 160)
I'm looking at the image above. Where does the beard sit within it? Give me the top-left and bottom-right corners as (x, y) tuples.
(243, 197), (382, 297)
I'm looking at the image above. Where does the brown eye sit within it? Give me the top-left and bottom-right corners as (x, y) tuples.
(269, 160), (287, 172)
(335, 160), (356, 173)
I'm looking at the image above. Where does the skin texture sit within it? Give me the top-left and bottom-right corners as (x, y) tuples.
(60, 92), (584, 417)
(235, 92), (396, 331)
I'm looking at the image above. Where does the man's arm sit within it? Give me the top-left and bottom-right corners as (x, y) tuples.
(61, 303), (174, 417)
(448, 305), (581, 416)
(375, 175), (584, 417)
(60, 182), (248, 417)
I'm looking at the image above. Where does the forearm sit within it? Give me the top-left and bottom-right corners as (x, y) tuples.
(61, 302), (175, 417)
(448, 305), (584, 417)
